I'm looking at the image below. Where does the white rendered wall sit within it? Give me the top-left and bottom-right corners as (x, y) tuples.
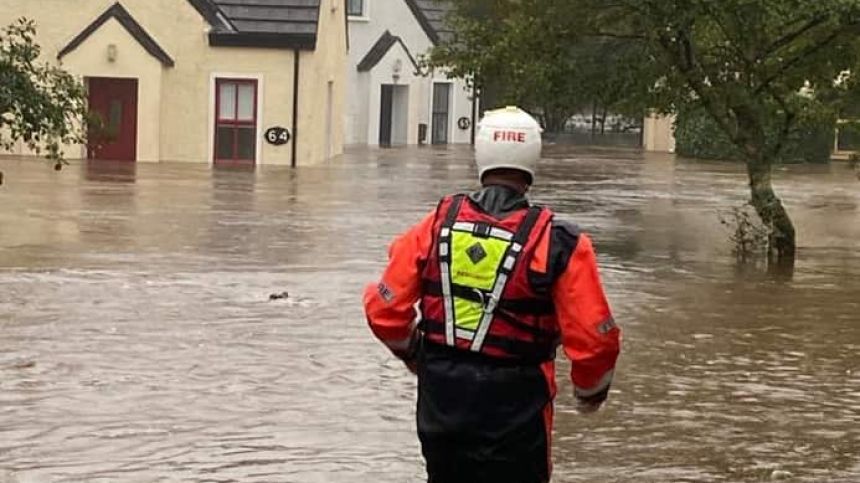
(346, 0), (475, 145)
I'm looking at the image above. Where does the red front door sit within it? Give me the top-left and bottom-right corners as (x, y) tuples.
(214, 78), (258, 165)
(87, 77), (138, 162)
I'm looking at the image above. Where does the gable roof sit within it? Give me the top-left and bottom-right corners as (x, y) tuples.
(404, 0), (453, 45)
(58, 2), (174, 66)
(357, 30), (419, 73)
(196, 0), (323, 50)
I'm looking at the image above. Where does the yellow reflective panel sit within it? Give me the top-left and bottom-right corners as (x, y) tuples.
(454, 297), (482, 331)
(450, 231), (509, 291)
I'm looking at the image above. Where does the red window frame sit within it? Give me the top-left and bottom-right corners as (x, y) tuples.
(214, 78), (258, 164)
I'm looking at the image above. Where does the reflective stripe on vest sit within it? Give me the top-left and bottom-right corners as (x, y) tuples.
(437, 195), (543, 353)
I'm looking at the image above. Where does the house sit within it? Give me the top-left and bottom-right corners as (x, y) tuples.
(0, 0), (347, 166)
(346, 0), (476, 146)
(643, 114), (677, 153)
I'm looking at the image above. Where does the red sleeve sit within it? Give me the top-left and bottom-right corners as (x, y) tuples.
(363, 211), (436, 360)
(551, 234), (620, 400)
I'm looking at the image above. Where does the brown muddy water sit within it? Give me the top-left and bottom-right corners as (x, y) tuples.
(0, 147), (859, 483)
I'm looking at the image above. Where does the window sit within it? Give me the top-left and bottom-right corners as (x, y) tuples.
(431, 83), (451, 145)
(215, 79), (258, 163)
(347, 0), (364, 17)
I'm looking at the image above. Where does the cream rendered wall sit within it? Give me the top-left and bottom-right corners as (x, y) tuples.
(296, 0), (347, 165)
(61, 17), (163, 162)
(0, 0), (343, 165)
(159, 8), (296, 165)
(643, 114), (677, 153)
(347, 0), (475, 146)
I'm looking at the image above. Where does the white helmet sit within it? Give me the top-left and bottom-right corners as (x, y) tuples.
(475, 106), (543, 184)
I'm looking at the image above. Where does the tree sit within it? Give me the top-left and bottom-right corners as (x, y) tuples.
(0, 18), (87, 183)
(426, 0), (648, 132)
(584, 0), (860, 264)
(432, 0), (860, 264)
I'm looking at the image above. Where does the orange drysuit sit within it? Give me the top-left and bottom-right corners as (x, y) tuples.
(364, 185), (620, 483)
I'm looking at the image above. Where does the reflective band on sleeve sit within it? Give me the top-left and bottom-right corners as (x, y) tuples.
(441, 228), (451, 237)
(439, 243), (449, 257)
(440, 261), (456, 346)
(574, 370), (615, 398)
(598, 317), (618, 334)
(503, 256), (516, 271)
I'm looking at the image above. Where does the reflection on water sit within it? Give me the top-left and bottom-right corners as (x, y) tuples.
(1, 149), (859, 482)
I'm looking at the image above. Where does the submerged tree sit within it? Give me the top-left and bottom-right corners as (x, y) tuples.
(586, 0), (860, 264)
(433, 0), (860, 264)
(0, 18), (87, 182)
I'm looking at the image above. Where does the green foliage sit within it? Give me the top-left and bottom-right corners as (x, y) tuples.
(432, 0), (860, 260)
(719, 203), (769, 261)
(582, 0), (860, 164)
(0, 18), (87, 169)
(676, 106), (836, 164)
(425, 0), (650, 131)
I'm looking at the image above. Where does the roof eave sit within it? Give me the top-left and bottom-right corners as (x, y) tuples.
(208, 31), (317, 50)
(404, 0), (441, 45)
(58, 2), (175, 67)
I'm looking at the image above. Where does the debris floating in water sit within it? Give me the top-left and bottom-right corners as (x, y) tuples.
(771, 469), (793, 480)
(269, 291), (290, 301)
(8, 360), (36, 370)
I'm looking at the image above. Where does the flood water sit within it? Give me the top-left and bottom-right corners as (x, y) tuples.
(1, 147), (859, 482)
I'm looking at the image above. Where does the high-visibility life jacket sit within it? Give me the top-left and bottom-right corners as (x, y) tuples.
(419, 194), (560, 362)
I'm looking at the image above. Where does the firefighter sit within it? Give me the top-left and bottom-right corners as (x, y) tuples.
(364, 106), (621, 483)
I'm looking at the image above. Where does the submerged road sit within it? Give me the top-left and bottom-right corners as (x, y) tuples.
(1, 147), (859, 482)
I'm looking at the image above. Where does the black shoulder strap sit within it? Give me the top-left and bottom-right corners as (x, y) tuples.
(442, 194), (465, 229)
(512, 206), (544, 246)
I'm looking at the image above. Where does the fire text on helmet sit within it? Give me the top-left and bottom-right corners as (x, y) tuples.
(493, 130), (527, 143)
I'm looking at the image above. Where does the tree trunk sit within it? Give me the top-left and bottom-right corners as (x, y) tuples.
(591, 101), (597, 136)
(600, 106), (608, 134)
(746, 157), (797, 264)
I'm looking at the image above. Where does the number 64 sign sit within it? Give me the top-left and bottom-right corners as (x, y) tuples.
(265, 127), (291, 146)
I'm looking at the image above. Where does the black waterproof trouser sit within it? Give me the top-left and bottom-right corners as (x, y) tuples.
(417, 343), (552, 483)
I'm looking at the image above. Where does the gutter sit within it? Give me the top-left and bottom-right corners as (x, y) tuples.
(470, 85), (478, 145)
(292, 48), (301, 168)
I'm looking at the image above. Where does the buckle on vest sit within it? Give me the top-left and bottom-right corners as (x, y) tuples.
(472, 223), (492, 238)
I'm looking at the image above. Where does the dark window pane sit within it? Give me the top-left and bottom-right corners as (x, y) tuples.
(348, 0), (363, 16)
(432, 84), (451, 144)
(216, 126), (235, 160)
(236, 127), (256, 161)
(433, 83), (450, 113)
(838, 124), (860, 151)
(433, 114), (448, 144)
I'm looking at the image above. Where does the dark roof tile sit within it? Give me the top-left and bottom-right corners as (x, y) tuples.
(404, 0), (453, 45)
(197, 0), (326, 49)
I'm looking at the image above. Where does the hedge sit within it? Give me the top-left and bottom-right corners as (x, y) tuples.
(675, 108), (835, 164)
